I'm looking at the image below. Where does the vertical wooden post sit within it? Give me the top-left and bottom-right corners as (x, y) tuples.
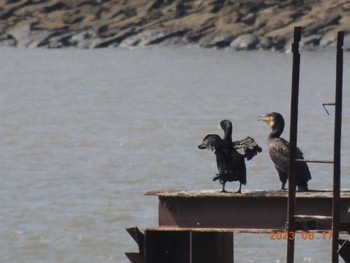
(332, 31), (344, 263)
(287, 26), (302, 263)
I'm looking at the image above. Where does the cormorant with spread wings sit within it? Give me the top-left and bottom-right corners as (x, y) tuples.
(198, 120), (262, 193)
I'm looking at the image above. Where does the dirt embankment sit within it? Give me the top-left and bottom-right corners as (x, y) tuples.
(0, 0), (349, 51)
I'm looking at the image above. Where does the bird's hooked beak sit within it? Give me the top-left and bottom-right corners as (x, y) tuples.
(198, 143), (206, 149)
(258, 114), (274, 126)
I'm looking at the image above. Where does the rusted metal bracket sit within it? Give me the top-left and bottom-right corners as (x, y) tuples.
(125, 227), (145, 263)
(323, 103), (335, 115)
(338, 239), (350, 263)
(295, 159), (333, 164)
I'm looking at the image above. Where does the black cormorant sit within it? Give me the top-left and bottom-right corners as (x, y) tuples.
(198, 120), (262, 193)
(258, 112), (311, 191)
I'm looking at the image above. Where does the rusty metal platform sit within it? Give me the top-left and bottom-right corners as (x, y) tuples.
(146, 189), (350, 231)
(126, 189), (350, 263)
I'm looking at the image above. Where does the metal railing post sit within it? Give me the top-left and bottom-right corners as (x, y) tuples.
(331, 31), (344, 263)
(287, 26), (302, 263)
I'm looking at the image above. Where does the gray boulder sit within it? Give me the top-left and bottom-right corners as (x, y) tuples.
(230, 34), (259, 50)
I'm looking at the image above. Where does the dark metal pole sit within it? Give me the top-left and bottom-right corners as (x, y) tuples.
(332, 31), (344, 263)
(287, 26), (302, 263)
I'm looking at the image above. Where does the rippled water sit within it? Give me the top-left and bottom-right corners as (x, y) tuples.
(0, 46), (349, 263)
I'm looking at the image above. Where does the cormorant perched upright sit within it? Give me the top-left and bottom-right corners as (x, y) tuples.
(258, 112), (311, 191)
(198, 120), (262, 193)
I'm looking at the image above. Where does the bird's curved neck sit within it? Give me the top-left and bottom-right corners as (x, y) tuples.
(269, 125), (283, 139)
(223, 126), (233, 142)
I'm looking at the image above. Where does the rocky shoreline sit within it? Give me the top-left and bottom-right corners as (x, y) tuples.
(0, 0), (349, 51)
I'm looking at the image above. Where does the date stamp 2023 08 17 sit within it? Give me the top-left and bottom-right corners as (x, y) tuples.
(270, 231), (333, 241)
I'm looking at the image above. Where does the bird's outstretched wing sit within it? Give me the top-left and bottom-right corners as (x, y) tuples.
(198, 134), (223, 151)
(233, 136), (262, 160)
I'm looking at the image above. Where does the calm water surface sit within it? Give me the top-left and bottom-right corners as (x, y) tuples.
(0, 46), (350, 263)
